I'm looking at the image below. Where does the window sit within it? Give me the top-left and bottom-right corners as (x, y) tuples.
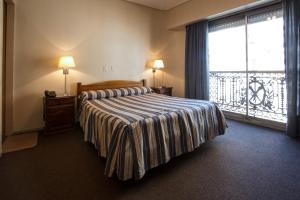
(208, 4), (286, 123)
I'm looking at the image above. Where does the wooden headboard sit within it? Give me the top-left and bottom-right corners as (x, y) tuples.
(77, 79), (146, 96)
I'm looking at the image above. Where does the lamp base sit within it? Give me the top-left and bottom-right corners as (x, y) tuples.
(63, 68), (69, 75)
(64, 73), (68, 96)
(152, 69), (156, 87)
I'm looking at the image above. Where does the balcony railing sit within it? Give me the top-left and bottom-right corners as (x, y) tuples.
(209, 71), (287, 123)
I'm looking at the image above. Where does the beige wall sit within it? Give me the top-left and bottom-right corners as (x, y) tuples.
(0, 0), (3, 154)
(161, 0), (271, 97)
(13, 0), (163, 132)
(167, 0), (266, 29)
(12, 0), (270, 132)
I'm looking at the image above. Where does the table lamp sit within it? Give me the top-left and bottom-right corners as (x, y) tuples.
(152, 59), (164, 87)
(58, 56), (76, 96)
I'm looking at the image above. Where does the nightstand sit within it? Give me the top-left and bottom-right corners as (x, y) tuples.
(151, 87), (173, 96)
(43, 95), (76, 134)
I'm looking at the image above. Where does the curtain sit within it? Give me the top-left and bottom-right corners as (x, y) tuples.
(284, 0), (300, 137)
(185, 21), (209, 100)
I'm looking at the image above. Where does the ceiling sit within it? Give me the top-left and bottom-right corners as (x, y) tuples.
(125, 0), (191, 10)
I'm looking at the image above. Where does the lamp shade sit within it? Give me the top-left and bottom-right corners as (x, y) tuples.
(58, 56), (76, 69)
(153, 59), (164, 69)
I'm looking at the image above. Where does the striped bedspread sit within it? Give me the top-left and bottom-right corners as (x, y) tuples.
(80, 92), (227, 180)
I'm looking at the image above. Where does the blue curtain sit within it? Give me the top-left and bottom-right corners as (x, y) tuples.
(185, 21), (209, 100)
(284, 0), (300, 137)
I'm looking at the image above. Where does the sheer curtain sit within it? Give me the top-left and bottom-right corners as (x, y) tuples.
(284, 0), (300, 137)
(185, 21), (209, 100)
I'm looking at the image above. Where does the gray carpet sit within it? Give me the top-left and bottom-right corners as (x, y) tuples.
(0, 120), (300, 200)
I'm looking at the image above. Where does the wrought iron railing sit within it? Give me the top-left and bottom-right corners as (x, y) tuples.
(209, 71), (287, 123)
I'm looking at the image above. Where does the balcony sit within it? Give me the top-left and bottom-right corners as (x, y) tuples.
(209, 71), (287, 124)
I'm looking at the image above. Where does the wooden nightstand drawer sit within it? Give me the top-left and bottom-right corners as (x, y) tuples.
(151, 87), (173, 96)
(43, 95), (75, 134)
(46, 105), (74, 117)
(44, 123), (74, 133)
(46, 97), (75, 106)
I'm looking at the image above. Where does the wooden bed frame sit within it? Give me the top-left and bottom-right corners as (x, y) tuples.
(76, 79), (146, 96)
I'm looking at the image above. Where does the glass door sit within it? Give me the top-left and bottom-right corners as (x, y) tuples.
(208, 17), (247, 115)
(247, 9), (286, 122)
(208, 4), (287, 123)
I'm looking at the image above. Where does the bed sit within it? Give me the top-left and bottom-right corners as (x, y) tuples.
(77, 80), (227, 181)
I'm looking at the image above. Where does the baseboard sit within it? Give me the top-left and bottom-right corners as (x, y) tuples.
(10, 127), (43, 136)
